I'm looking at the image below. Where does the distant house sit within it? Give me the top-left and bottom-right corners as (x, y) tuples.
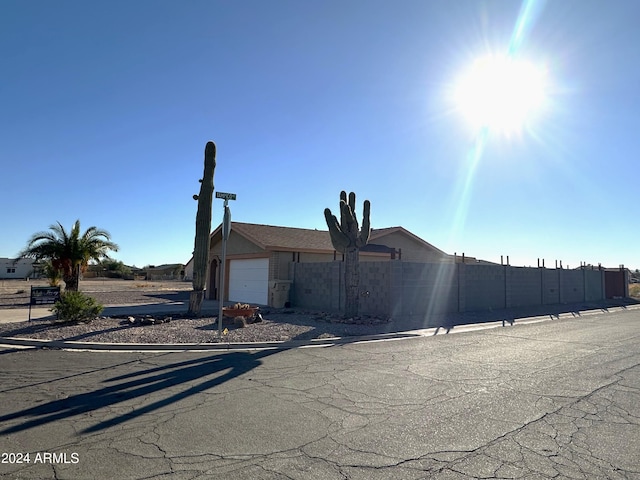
(0, 258), (36, 279)
(183, 257), (194, 282)
(140, 264), (185, 281)
(198, 222), (473, 306)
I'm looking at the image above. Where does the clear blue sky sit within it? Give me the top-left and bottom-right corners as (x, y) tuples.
(2, 0), (639, 270)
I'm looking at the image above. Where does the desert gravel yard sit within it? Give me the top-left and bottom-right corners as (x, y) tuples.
(0, 280), (194, 309)
(0, 280), (391, 344)
(0, 315), (391, 344)
(1, 279), (638, 345)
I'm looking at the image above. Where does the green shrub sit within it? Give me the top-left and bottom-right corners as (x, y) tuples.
(42, 260), (62, 287)
(51, 291), (103, 323)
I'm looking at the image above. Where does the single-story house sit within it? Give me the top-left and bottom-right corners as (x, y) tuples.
(197, 222), (474, 306)
(183, 257), (194, 282)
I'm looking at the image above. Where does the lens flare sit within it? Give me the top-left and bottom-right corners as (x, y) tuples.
(444, 0), (549, 261)
(454, 55), (549, 135)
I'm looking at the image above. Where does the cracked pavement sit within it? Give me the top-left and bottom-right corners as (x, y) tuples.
(0, 309), (639, 479)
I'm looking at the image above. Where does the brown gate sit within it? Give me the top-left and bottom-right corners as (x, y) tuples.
(604, 270), (625, 299)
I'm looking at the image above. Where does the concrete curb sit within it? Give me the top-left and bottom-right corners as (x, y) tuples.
(0, 331), (423, 352)
(2, 304), (639, 352)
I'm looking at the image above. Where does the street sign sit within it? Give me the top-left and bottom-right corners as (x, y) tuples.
(215, 192), (236, 200)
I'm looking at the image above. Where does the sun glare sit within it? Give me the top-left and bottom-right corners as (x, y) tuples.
(454, 55), (549, 134)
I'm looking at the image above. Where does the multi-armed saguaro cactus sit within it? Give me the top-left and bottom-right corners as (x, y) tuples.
(324, 191), (371, 318)
(187, 141), (217, 316)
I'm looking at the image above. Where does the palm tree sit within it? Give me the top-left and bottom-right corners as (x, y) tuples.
(19, 220), (119, 291)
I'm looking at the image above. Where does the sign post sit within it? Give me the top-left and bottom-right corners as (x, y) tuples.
(215, 191), (236, 339)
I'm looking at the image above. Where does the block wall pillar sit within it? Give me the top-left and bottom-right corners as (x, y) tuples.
(457, 262), (466, 313)
(505, 265), (512, 308)
(389, 261), (403, 318)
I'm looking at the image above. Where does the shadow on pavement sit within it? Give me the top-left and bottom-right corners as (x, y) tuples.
(143, 291), (191, 303)
(0, 347), (25, 355)
(0, 350), (276, 435)
(394, 298), (640, 333)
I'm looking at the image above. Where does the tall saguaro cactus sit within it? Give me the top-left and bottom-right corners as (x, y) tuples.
(324, 191), (371, 318)
(188, 141), (217, 316)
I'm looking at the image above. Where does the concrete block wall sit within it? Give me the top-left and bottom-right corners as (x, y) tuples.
(400, 262), (458, 315)
(585, 269), (605, 301)
(291, 261), (607, 317)
(464, 264), (506, 311)
(542, 269), (561, 305)
(509, 267), (543, 307)
(291, 261), (391, 316)
(562, 269), (584, 303)
(290, 262), (341, 312)
(358, 263), (390, 316)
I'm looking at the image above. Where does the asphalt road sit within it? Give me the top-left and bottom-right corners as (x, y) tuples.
(0, 309), (639, 479)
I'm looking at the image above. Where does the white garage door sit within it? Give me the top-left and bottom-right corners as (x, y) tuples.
(228, 258), (269, 305)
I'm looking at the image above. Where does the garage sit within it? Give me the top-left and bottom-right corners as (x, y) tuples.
(228, 258), (269, 305)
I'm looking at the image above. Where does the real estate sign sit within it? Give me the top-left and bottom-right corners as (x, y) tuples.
(30, 286), (61, 305)
(28, 286), (61, 321)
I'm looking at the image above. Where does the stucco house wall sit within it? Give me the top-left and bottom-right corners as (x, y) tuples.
(200, 222), (472, 307)
(183, 258), (193, 281)
(1, 258), (36, 279)
(209, 230), (264, 257)
(371, 230), (447, 263)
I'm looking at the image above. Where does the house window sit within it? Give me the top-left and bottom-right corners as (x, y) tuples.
(6, 268), (15, 274)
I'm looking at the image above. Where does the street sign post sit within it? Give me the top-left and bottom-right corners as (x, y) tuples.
(216, 192), (236, 339)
